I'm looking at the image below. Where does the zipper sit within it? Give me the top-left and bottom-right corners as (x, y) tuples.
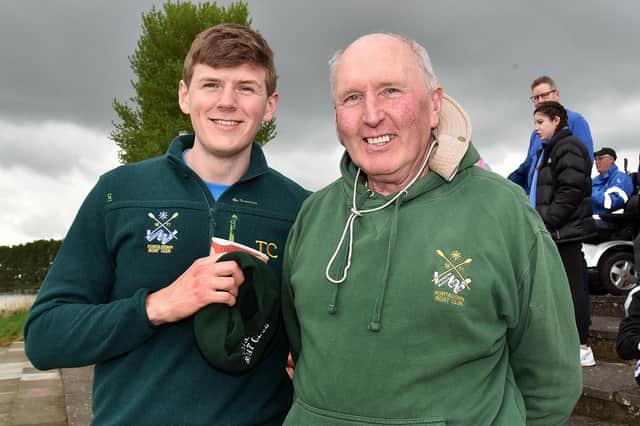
(191, 176), (216, 245)
(228, 214), (238, 242)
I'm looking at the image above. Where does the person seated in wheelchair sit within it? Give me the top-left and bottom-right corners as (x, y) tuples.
(592, 147), (633, 221)
(591, 148), (635, 242)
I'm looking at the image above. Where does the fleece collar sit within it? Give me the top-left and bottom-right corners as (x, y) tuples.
(165, 134), (270, 182)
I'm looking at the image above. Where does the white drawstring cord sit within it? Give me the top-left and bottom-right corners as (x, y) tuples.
(325, 141), (437, 284)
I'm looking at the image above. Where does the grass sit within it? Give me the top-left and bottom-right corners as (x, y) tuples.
(0, 309), (29, 346)
(0, 295), (35, 346)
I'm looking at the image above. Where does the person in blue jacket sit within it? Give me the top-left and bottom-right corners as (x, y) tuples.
(592, 147), (633, 215)
(509, 75), (593, 194)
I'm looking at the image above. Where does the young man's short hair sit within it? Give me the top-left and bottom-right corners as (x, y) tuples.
(182, 23), (277, 96)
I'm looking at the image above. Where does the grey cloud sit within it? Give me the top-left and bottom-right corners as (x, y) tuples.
(0, 0), (159, 131)
(1, 0), (639, 245)
(0, 118), (118, 179)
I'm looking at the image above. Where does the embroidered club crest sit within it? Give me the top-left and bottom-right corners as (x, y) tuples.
(432, 249), (473, 306)
(145, 211), (179, 253)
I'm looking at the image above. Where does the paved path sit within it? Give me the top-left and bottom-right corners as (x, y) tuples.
(0, 342), (92, 426)
(0, 341), (620, 425)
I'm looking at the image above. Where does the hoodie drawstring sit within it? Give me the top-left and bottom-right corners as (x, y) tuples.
(324, 142), (436, 327)
(368, 193), (403, 331)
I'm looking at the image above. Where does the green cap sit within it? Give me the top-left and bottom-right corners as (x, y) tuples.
(193, 251), (279, 374)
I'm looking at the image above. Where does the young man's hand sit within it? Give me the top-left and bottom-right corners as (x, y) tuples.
(145, 256), (245, 325)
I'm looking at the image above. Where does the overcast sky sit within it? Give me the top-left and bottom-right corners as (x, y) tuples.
(1, 0), (639, 246)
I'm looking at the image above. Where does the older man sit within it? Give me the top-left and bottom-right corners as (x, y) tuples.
(281, 34), (581, 425)
(592, 147), (633, 216)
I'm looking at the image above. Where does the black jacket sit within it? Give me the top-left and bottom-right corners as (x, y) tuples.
(534, 127), (596, 243)
(617, 287), (640, 360)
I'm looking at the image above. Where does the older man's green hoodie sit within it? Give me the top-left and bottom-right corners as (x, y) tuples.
(282, 144), (581, 425)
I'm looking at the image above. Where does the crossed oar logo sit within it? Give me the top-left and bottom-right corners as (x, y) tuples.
(146, 212), (179, 244)
(433, 249), (472, 290)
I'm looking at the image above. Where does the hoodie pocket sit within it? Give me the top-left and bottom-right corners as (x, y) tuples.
(285, 398), (446, 425)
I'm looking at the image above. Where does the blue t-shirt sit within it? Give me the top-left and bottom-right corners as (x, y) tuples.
(182, 149), (230, 201)
(205, 182), (230, 201)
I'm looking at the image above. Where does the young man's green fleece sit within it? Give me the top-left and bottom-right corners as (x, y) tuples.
(25, 134), (308, 424)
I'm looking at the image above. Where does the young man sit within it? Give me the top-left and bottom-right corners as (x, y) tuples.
(508, 75), (594, 194)
(282, 34), (581, 425)
(24, 24), (308, 425)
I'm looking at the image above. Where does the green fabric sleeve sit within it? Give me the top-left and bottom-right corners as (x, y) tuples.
(281, 219), (301, 362)
(507, 228), (582, 425)
(24, 178), (157, 370)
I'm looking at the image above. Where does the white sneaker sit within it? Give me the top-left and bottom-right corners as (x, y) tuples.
(580, 346), (596, 367)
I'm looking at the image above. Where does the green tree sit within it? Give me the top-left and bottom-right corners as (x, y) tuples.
(111, 1), (276, 164)
(0, 240), (62, 292)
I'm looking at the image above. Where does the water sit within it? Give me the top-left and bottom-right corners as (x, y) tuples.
(0, 293), (36, 312)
